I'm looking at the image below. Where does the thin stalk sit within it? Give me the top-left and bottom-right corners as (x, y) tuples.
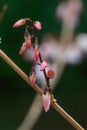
(0, 49), (42, 95)
(39, 52), (50, 87)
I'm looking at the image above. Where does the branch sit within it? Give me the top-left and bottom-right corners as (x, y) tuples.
(0, 49), (85, 130)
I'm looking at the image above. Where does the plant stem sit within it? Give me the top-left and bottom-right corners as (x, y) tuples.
(0, 49), (42, 95)
(29, 24), (51, 92)
(39, 52), (50, 88)
(0, 49), (85, 130)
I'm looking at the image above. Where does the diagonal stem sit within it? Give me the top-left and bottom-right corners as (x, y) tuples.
(0, 49), (42, 95)
(0, 49), (85, 130)
(39, 52), (51, 90)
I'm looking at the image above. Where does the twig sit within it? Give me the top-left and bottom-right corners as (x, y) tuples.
(0, 49), (85, 130)
(0, 49), (42, 95)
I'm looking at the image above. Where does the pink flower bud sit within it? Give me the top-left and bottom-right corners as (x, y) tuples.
(42, 92), (51, 112)
(34, 49), (39, 61)
(13, 19), (26, 28)
(34, 21), (42, 30)
(24, 28), (31, 48)
(19, 42), (27, 55)
(26, 39), (31, 48)
(40, 61), (48, 71)
(47, 69), (55, 79)
(29, 72), (36, 87)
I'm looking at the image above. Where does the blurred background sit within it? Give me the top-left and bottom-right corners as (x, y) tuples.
(0, 0), (87, 130)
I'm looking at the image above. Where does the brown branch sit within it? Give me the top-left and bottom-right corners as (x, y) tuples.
(0, 49), (85, 130)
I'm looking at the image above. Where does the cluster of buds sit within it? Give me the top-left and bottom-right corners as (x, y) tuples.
(13, 18), (55, 112)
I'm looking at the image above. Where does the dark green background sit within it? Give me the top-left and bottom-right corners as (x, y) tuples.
(0, 0), (87, 130)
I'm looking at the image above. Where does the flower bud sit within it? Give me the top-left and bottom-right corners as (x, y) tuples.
(13, 19), (26, 28)
(19, 42), (27, 55)
(25, 40), (31, 48)
(34, 49), (39, 61)
(42, 92), (51, 112)
(29, 72), (36, 87)
(40, 61), (48, 71)
(24, 28), (31, 48)
(47, 69), (55, 79)
(34, 21), (42, 30)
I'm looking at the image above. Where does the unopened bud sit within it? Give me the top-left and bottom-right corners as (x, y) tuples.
(47, 69), (55, 79)
(42, 92), (51, 112)
(34, 21), (42, 30)
(34, 49), (39, 61)
(19, 42), (27, 55)
(40, 61), (48, 71)
(13, 19), (27, 28)
(29, 72), (36, 87)
(25, 40), (31, 48)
